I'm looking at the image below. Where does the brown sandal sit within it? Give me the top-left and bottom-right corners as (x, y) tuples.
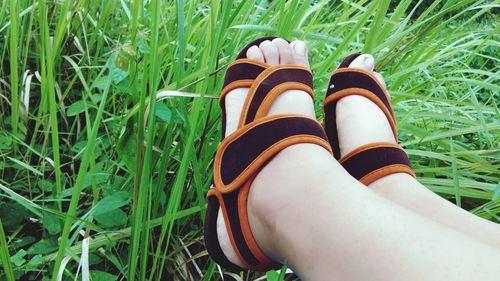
(323, 54), (415, 185)
(204, 37), (332, 271)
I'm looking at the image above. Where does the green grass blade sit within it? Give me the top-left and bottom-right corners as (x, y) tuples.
(363, 0), (390, 53)
(50, 75), (112, 280)
(8, 0), (19, 144)
(0, 219), (15, 281)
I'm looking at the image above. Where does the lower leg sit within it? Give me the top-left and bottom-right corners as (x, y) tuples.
(335, 54), (500, 250)
(248, 144), (500, 281)
(369, 173), (500, 249)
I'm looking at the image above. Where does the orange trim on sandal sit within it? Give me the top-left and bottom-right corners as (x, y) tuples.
(360, 164), (416, 185)
(219, 58), (271, 105)
(254, 82), (314, 119)
(238, 180), (279, 271)
(207, 188), (252, 269)
(220, 80), (255, 104)
(330, 68), (392, 106)
(238, 65), (312, 128)
(339, 142), (404, 163)
(228, 58), (270, 69)
(214, 121), (332, 193)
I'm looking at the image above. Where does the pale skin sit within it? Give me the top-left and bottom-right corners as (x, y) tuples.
(216, 38), (500, 280)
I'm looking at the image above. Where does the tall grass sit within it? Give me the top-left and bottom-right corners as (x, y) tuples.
(0, 0), (498, 280)
(0, 219), (15, 281)
(7, 0), (18, 147)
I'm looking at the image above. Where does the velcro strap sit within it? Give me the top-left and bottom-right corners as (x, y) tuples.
(324, 68), (394, 121)
(214, 114), (332, 193)
(220, 59), (269, 104)
(239, 66), (314, 126)
(339, 142), (415, 185)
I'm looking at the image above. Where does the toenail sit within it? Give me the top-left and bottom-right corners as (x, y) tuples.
(260, 40), (272, 47)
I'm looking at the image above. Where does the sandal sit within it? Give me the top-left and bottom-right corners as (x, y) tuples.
(204, 37), (332, 272)
(323, 54), (415, 185)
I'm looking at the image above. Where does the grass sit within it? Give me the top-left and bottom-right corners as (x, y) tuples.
(0, 0), (498, 280)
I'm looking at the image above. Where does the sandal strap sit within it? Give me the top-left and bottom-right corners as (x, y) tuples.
(339, 142), (415, 185)
(323, 57), (397, 159)
(207, 183), (278, 271)
(207, 114), (331, 271)
(239, 65), (313, 126)
(215, 114), (331, 193)
(220, 59), (269, 138)
(325, 68), (395, 123)
(204, 195), (246, 271)
(220, 37), (279, 138)
(220, 59), (269, 102)
(207, 37), (322, 272)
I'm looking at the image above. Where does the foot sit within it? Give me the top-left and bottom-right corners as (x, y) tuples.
(217, 38), (313, 267)
(334, 55), (500, 253)
(335, 54), (396, 158)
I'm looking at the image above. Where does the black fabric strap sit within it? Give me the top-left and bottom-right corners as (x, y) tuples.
(324, 101), (341, 159)
(216, 115), (329, 189)
(223, 61), (267, 88)
(340, 144), (412, 181)
(243, 67), (313, 125)
(325, 70), (394, 121)
(220, 37), (278, 139)
(204, 197), (246, 271)
(221, 61), (267, 138)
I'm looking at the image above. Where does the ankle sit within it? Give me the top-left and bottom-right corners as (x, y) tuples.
(246, 144), (344, 262)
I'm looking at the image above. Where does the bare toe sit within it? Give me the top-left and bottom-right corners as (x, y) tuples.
(272, 38), (294, 64)
(349, 54), (374, 71)
(290, 40), (309, 67)
(259, 40), (279, 65)
(246, 45), (265, 62)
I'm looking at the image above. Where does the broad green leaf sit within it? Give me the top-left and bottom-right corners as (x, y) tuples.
(27, 239), (58, 255)
(155, 102), (172, 122)
(93, 191), (131, 217)
(10, 249), (26, 267)
(27, 254), (43, 267)
(90, 270), (118, 281)
(116, 125), (137, 172)
(0, 203), (29, 229)
(67, 100), (89, 116)
(94, 208), (128, 227)
(42, 210), (61, 235)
